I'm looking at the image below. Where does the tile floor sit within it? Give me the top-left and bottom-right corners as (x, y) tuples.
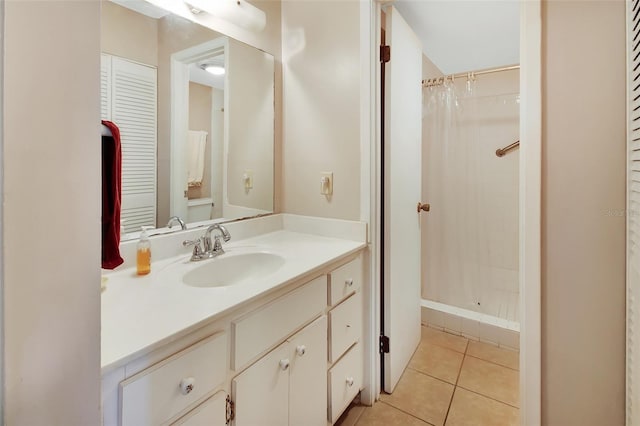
(337, 326), (519, 426)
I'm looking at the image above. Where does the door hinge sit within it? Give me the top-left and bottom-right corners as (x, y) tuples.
(379, 335), (390, 353)
(380, 45), (391, 63)
(226, 395), (235, 425)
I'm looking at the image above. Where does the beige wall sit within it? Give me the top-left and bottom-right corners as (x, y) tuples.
(187, 82), (213, 200)
(281, 0), (361, 221)
(212, 89), (225, 219)
(542, 0), (626, 424)
(227, 38), (275, 211)
(101, 1), (158, 66)
(4, 0), (101, 424)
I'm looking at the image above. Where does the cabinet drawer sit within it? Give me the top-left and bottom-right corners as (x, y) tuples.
(329, 257), (362, 306)
(173, 391), (227, 426)
(328, 292), (362, 363)
(120, 332), (227, 426)
(232, 275), (327, 370)
(328, 343), (363, 424)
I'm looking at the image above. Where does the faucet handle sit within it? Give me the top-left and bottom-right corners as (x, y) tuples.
(182, 238), (200, 247)
(213, 235), (225, 254)
(183, 238), (203, 256)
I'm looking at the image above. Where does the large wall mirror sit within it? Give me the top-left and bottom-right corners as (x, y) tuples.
(101, 0), (274, 239)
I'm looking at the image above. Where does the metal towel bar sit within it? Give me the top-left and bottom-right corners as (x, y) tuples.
(496, 140), (519, 157)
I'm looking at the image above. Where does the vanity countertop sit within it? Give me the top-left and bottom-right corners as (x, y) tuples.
(101, 228), (366, 373)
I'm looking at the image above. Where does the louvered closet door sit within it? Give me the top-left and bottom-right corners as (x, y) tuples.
(628, 1), (640, 424)
(111, 57), (157, 233)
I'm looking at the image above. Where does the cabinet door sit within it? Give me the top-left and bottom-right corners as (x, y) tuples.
(288, 316), (328, 426)
(232, 342), (290, 426)
(174, 391), (227, 426)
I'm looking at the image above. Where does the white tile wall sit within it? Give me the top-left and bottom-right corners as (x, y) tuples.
(421, 306), (519, 349)
(461, 318), (480, 341)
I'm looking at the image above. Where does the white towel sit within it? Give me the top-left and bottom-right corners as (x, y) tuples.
(187, 130), (208, 187)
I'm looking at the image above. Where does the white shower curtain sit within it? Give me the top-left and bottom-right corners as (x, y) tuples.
(422, 78), (520, 320)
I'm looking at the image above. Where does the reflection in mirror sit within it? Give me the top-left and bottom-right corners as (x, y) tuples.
(101, 0), (274, 239)
(170, 36), (275, 225)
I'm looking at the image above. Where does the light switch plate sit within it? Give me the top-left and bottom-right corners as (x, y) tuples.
(243, 170), (253, 189)
(320, 172), (333, 195)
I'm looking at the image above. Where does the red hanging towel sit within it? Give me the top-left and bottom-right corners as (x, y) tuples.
(101, 120), (124, 269)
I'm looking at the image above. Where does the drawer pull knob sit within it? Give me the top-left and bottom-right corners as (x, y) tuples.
(346, 377), (355, 387)
(179, 377), (195, 395)
(279, 359), (290, 371)
(346, 279), (354, 287)
(296, 345), (306, 356)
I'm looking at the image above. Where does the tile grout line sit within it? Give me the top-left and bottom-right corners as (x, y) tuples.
(457, 353), (520, 408)
(440, 352), (468, 425)
(455, 353), (466, 386)
(406, 365), (459, 387)
(377, 400), (437, 426)
(442, 385), (459, 426)
(392, 367), (458, 426)
(422, 326), (469, 355)
(455, 384), (520, 410)
(464, 352), (520, 372)
(457, 352), (519, 409)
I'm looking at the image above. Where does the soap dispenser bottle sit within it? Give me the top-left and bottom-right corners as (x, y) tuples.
(137, 226), (152, 275)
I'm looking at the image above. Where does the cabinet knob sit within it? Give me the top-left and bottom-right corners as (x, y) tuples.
(346, 377), (354, 387)
(296, 345), (306, 356)
(345, 278), (354, 287)
(279, 359), (290, 371)
(179, 377), (195, 395)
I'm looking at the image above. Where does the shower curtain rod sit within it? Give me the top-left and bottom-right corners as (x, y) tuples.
(422, 64), (520, 88)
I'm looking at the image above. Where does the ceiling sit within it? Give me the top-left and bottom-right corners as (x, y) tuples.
(394, 0), (520, 76)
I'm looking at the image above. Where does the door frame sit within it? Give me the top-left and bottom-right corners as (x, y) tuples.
(170, 37), (228, 220)
(519, 1), (542, 424)
(364, 1), (542, 424)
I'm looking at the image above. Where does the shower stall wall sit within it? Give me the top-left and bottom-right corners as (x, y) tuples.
(420, 67), (520, 349)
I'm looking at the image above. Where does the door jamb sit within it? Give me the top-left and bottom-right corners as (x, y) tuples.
(365, 3), (543, 423)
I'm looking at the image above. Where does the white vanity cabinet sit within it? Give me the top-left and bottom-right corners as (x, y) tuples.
(232, 316), (327, 426)
(327, 256), (364, 423)
(102, 251), (366, 426)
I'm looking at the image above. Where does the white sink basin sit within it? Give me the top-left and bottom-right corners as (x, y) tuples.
(182, 252), (286, 288)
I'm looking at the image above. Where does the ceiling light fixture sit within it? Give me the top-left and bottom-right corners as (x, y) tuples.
(185, 0), (266, 32)
(203, 65), (225, 76)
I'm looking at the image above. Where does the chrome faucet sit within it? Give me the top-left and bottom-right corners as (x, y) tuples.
(167, 216), (187, 231)
(203, 223), (231, 255)
(183, 223), (231, 261)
